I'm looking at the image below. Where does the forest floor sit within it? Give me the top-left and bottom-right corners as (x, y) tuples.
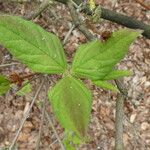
(0, 0), (150, 150)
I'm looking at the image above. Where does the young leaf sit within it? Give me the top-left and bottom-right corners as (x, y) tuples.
(48, 76), (92, 138)
(0, 75), (10, 95)
(16, 81), (32, 96)
(92, 80), (119, 92)
(72, 29), (141, 80)
(103, 70), (132, 80)
(0, 15), (67, 74)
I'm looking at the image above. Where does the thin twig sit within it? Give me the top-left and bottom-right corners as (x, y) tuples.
(9, 79), (45, 150)
(49, 139), (58, 149)
(1, 0), (150, 38)
(124, 115), (147, 149)
(135, 0), (150, 10)
(63, 1), (86, 45)
(63, 24), (75, 45)
(67, 0), (95, 41)
(0, 0), (33, 2)
(0, 63), (20, 68)
(2, 0), (150, 38)
(56, 0), (150, 39)
(48, 6), (60, 21)
(24, 0), (53, 20)
(35, 97), (47, 150)
(45, 111), (66, 150)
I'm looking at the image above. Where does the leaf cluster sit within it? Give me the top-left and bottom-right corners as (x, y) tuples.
(0, 15), (141, 149)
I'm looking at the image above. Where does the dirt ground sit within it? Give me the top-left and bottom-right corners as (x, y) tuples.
(0, 0), (150, 150)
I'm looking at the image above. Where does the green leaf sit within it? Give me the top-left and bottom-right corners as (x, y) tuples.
(63, 131), (82, 150)
(93, 80), (119, 92)
(48, 76), (92, 138)
(0, 75), (10, 95)
(0, 15), (67, 74)
(103, 70), (132, 80)
(64, 143), (76, 150)
(72, 29), (141, 80)
(16, 80), (32, 96)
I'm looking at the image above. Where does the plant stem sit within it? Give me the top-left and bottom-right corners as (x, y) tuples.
(115, 93), (124, 150)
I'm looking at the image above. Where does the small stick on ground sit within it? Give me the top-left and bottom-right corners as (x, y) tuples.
(63, 24), (75, 45)
(35, 97), (47, 150)
(24, 0), (53, 20)
(9, 79), (45, 150)
(135, 0), (150, 10)
(0, 0), (32, 2)
(45, 110), (66, 150)
(49, 139), (58, 149)
(0, 63), (20, 68)
(124, 115), (147, 149)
